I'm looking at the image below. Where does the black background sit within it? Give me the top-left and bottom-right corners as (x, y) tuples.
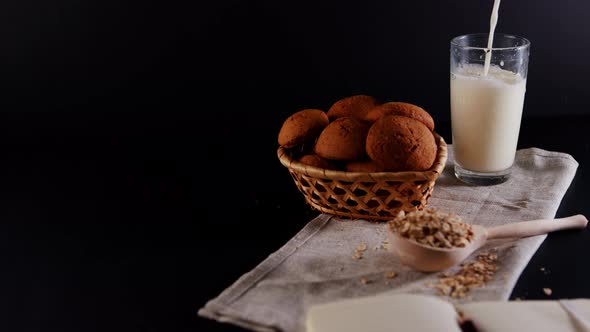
(0, 1), (589, 331)
(1, 0), (589, 126)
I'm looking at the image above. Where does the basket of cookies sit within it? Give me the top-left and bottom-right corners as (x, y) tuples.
(277, 95), (448, 221)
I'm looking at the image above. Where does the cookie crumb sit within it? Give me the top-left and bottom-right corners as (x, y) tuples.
(543, 288), (552, 296)
(360, 278), (371, 285)
(384, 271), (398, 279)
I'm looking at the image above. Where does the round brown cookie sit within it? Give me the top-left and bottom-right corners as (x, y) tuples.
(364, 102), (435, 131)
(326, 95), (380, 121)
(314, 117), (370, 161)
(345, 159), (387, 172)
(366, 115), (437, 171)
(298, 154), (337, 170)
(278, 109), (329, 148)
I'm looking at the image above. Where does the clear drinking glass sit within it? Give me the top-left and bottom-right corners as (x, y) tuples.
(450, 33), (530, 185)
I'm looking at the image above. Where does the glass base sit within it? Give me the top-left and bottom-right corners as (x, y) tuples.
(454, 164), (510, 186)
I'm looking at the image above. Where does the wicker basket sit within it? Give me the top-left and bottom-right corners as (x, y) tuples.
(277, 132), (448, 221)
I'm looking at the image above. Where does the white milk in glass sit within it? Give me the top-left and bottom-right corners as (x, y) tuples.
(451, 64), (526, 172)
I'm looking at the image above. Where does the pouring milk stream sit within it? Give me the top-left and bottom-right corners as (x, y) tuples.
(483, 0), (501, 76)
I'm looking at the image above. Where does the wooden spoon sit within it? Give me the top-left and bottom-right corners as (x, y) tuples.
(387, 215), (588, 272)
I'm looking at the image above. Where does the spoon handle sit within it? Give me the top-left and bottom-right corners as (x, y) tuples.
(486, 214), (588, 240)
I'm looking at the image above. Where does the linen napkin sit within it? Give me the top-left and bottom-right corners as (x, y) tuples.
(199, 146), (579, 332)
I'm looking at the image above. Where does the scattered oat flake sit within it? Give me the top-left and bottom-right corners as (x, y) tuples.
(360, 278), (371, 285)
(352, 244), (368, 260)
(426, 250), (498, 298)
(384, 271), (398, 279)
(543, 288), (552, 296)
(540, 267), (545, 271)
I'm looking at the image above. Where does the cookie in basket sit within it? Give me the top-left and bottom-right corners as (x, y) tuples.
(298, 154), (338, 170)
(314, 117), (370, 161)
(364, 101), (435, 131)
(278, 109), (329, 149)
(326, 95), (379, 121)
(366, 115), (437, 171)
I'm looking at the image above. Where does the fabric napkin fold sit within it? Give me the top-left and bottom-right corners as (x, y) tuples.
(199, 146), (579, 332)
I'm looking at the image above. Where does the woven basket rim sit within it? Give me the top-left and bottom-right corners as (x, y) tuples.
(277, 132), (448, 181)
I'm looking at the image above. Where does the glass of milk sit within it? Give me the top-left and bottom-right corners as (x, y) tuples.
(450, 33), (530, 185)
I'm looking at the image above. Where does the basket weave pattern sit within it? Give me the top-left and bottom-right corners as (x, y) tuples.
(278, 133), (448, 221)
